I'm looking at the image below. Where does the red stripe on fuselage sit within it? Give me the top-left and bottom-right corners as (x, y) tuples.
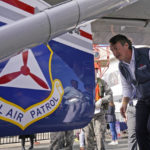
(79, 29), (92, 40)
(1, 0), (34, 14)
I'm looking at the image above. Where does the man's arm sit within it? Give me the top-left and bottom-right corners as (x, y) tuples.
(119, 70), (132, 118)
(120, 97), (130, 118)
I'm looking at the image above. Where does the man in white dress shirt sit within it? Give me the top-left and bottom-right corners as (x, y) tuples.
(109, 34), (150, 150)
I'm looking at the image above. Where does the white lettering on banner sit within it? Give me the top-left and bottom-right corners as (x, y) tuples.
(5, 109), (24, 122)
(30, 97), (58, 119)
(0, 79), (64, 130)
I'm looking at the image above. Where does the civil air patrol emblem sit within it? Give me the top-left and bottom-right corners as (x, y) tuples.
(0, 44), (64, 130)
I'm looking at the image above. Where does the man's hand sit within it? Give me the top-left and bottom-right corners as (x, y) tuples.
(95, 98), (102, 109)
(120, 102), (128, 118)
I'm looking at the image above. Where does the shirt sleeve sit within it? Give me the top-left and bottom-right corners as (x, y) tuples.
(119, 70), (133, 99)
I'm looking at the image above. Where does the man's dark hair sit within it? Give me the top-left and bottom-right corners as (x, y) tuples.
(109, 34), (132, 50)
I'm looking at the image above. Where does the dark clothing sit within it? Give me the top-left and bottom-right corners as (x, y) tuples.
(106, 105), (116, 123)
(119, 47), (150, 150)
(136, 100), (150, 150)
(19, 134), (35, 139)
(134, 48), (150, 100)
(19, 134), (35, 150)
(119, 47), (150, 100)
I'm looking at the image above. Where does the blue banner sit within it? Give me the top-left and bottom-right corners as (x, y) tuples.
(0, 40), (95, 137)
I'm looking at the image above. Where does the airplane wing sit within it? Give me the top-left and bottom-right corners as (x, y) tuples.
(91, 0), (150, 45)
(0, 0), (137, 137)
(0, 0), (137, 60)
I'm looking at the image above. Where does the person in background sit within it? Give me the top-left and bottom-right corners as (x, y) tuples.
(19, 134), (35, 150)
(106, 101), (118, 145)
(109, 34), (150, 150)
(79, 128), (85, 150)
(84, 74), (113, 150)
(34, 134), (40, 145)
(49, 131), (74, 150)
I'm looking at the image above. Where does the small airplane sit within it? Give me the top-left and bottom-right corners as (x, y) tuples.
(0, 0), (138, 137)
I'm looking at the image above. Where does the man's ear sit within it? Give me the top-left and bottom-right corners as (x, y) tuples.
(124, 42), (129, 48)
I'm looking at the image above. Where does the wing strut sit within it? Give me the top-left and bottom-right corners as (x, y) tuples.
(0, 0), (138, 60)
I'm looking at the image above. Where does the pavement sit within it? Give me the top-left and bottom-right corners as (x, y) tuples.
(0, 133), (128, 150)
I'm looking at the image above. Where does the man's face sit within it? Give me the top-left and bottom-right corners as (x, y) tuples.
(110, 42), (129, 62)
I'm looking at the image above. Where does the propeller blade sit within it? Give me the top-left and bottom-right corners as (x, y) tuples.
(0, 71), (21, 84)
(22, 51), (28, 66)
(29, 72), (49, 89)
